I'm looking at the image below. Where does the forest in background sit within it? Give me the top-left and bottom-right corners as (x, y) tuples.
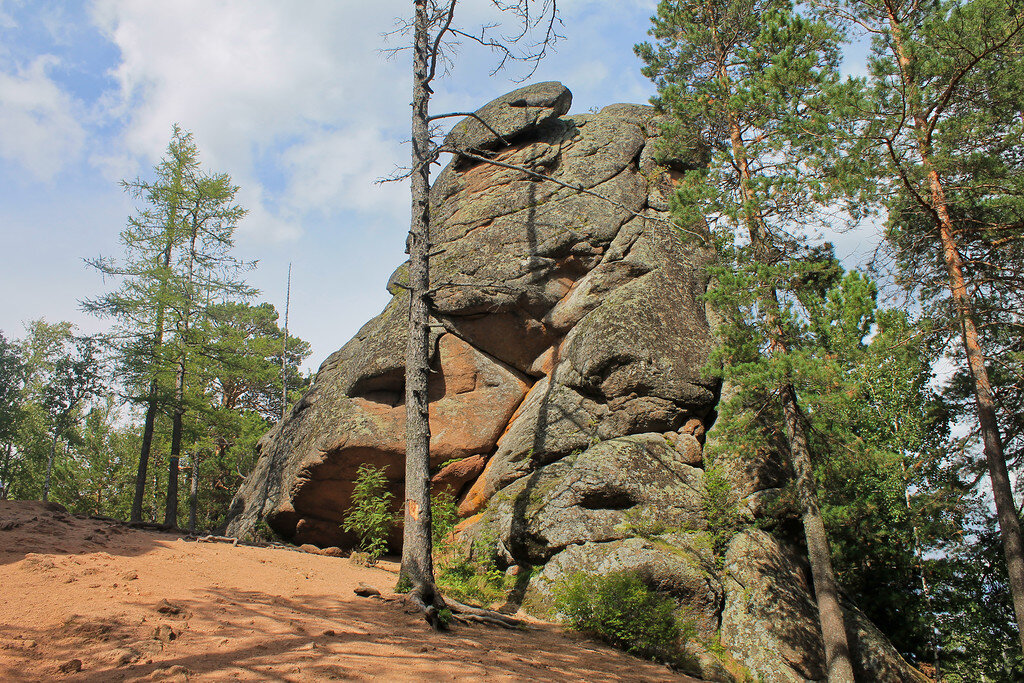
(0, 0), (1022, 679)
(0, 127), (311, 533)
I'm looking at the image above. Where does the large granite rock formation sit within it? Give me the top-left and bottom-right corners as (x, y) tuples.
(225, 83), (927, 682)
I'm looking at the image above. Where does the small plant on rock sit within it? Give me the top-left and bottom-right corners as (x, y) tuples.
(703, 464), (741, 566)
(342, 464), (395, 563)
(553, 570), (686, 666)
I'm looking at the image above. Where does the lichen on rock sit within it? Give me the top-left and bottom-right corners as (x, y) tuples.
(225, 82), (926, 682)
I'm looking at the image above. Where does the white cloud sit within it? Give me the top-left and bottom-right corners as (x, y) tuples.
(281, 124), (407, 220)
(89, 0), (411, 242)
(0, 55), (85, 180)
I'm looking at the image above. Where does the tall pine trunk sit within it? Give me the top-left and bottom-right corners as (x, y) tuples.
(726, 109), (853, 680)
(932, 175), (1024, 650)
(131, 227), (175, 523)
(885, 10), (1024, 651)
(0, 442), (12, 499)
(188, 456), (199, 534)
(42, 430), (58, 502)
(132, 382), (160, 522)
(400, 0), (441, 621)
(164, 360), (184, 528)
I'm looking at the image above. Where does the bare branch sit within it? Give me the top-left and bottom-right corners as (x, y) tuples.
(428, 111), (511, 146)
(443, 147), (709, 243)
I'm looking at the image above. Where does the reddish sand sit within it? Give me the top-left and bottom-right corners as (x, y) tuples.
(0, 501), (700, 682)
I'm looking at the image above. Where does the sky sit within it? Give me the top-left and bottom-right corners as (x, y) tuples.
(0, 0), (873, 373)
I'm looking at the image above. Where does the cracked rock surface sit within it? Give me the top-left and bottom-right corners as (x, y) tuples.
(225, 83), (926, 683)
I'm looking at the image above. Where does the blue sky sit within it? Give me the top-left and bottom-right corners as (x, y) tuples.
(0, 0), (873, 371)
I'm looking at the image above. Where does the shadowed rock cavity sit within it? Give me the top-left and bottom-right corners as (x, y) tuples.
(225, 82), (926, 683)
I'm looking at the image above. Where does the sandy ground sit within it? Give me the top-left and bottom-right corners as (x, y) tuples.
(0, 501), (701, 682)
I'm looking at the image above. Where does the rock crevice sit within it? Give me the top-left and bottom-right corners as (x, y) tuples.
(225, 82), (925, 683)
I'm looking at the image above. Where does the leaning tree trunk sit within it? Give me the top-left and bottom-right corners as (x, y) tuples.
(400, 0), (444, 629)
(885, 7), (1024, 650)
(931, 170), (1024, 652)
(779, 383), (854, 682)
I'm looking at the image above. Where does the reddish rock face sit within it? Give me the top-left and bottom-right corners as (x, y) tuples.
(240, 331), (529, 548)
(224, 83), (924, 682)
(225, 83), (718, 549)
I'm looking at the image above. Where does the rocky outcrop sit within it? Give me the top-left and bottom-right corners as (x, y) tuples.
(225, 82), (926, 682)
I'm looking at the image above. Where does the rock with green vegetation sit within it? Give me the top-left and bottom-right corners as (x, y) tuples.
(226, 83), (924, 681)
(530, 535), (721, 640)
(464, 434), (706, 565)
(721, 529), (929, 683)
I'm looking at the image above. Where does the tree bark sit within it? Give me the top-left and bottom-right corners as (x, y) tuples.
(932, 179), (1024, 651)
(0, 442), (10, 499)
(399, 0), (443, 628)
(188, 456), (199, 534)
(132, 382), (159, 522)
(131, 224), (174, 523)
(164, 358), (184, 527)
(780, 384), (855, 682)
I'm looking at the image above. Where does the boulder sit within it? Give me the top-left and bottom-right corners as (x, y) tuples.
(225, 82), (924, 682)
(443, 81), (572, 153)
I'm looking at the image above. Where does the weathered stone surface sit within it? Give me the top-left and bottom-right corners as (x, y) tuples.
(720, 530), (928, 683)
(226, 329), (528, 548)
(527, 535), (723, 640)
(431, 454), (487, 499)
(466, 434), (706, 564)
(225, 82), (922, 682)
(443, 81), (571, 154)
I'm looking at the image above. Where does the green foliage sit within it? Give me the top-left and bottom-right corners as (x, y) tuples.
(436, 557), (514, 606)
(342, 464), (395, 562)
(931, 514), (1024, 682)
(431, 490), (460, 550)
(554, 571), (689, 665)
(702, 464), (741, 564)
(614, 507), (670, 539)
(435, 520), (516, 606)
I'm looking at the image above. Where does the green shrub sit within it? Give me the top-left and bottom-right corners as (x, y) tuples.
(342, 464), (395, 562)
(703, 464), (740, 564)
(432, 490), (459, 550)
(553, 570), (684, 664)
(435, 522), (514, 606)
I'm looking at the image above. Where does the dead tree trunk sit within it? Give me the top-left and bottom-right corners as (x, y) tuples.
(400, 0), (444, 629)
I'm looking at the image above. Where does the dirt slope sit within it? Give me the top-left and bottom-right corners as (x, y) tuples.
(0, 501), (699, 682)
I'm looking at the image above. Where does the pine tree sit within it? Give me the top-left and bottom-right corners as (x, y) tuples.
(827, 0), (1024, 651)
(637, 1), (857, 677)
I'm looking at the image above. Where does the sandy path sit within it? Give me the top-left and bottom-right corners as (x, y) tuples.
(0, 501), (699, 682)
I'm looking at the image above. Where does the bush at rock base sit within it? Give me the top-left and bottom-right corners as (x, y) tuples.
(341, 464), (394, 562)
(553, 570), (696, 668)
(435, 517), (515, 606)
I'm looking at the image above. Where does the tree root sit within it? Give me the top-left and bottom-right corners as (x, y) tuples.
(444, 597), (529, 630)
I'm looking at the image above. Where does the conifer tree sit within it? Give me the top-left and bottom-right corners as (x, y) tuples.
(826, 0), (1024, 651)
(84, 126), (253, 527)
(637, 1), (857, 677)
